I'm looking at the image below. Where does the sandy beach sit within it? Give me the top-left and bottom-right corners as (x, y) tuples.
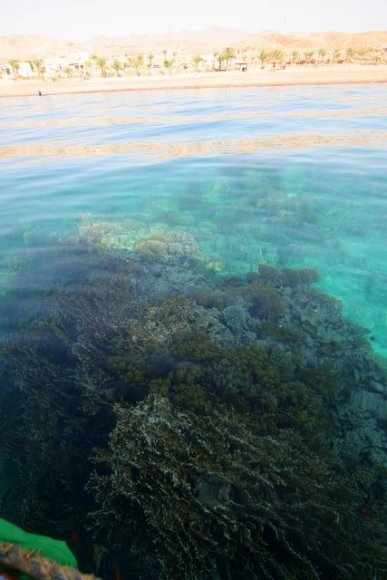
(1, 65), (386, 97)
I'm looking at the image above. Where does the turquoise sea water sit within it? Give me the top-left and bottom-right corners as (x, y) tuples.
(1, 84), (387, 354)
(1, 84), (387, 578)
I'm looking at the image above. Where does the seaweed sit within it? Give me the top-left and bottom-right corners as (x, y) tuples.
(1, 240), (386, 578)
(88, 396), (386, 580)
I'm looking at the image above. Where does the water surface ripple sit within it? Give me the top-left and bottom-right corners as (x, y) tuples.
(1, 84), (387, 354)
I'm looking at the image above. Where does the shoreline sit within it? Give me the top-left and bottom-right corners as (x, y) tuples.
(1, 65), (387, 97)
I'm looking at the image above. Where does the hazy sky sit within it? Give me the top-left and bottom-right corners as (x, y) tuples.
(1, 0), (386, 39)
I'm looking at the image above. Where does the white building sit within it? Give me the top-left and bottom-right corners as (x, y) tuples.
(0, 61), (35, 79)
(18, 62), (35, 77)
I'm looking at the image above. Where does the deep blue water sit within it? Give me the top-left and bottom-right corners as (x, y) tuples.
(1, 84), (386, 355)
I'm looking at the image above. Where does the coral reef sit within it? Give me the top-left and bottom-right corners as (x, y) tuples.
(135, 229), (197, 262)
(0, 236), (386, 578)
(88, 395), (386, 580)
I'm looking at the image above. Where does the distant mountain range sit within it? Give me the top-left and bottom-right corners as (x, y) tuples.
(1, 27), (387, 60)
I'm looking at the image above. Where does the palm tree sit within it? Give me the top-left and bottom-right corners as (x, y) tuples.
(134, 54), (144, 75)
(163, 58), (173, 73)
(95, 56), (107, 77)
(304, 51), (314, 64)
(32, 59), (45, 79)
(258, 49), (269, 69)
(346, 47), (355, 63)
(82, 59), (93, 78)
(218, 47), (235, 70)
(147, 53), (154, 68)
(8, 59), (20, 78)
(112, 59), (122, 76)
(291, 51), (299, 65)
(269, 49), (285, 68)
(318, 48), (327, 64)
(192, 55), (203, 72)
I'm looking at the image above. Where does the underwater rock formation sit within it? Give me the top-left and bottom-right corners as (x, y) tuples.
(0, 236), (386, 578)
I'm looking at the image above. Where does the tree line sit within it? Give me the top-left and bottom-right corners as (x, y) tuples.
(3, 45), (386, 80)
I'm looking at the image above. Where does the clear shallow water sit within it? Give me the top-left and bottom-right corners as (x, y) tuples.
(1, 84), (387, 355)
(1, 84), (387, 578)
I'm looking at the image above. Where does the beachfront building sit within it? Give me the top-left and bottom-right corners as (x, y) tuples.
(42, 51), (92, 79)
(201, 53), (217, 70)
(43, 58), (66, 78)
(0, 61), (36, 79)
(0, 64), (12, 78)
(67, 51), (91, 76)
(18, 62), (35, 77)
